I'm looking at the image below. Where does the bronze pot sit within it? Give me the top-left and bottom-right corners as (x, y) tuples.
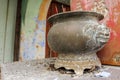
(47, 11), (110, 54)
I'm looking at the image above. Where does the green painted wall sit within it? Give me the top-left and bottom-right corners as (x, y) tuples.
(0, 0), (17, 64)
(20, 0), (52, 61)
(20, 0), (44, 60)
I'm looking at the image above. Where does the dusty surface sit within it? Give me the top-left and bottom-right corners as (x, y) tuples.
(1, 58), (120, 80)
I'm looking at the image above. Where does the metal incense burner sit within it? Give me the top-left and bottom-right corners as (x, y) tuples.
(47, 11), (110, 75)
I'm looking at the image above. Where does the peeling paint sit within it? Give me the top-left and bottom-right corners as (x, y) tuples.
(20, 0), (52, 61)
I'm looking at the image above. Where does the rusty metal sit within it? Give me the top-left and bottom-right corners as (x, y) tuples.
(47, 11), (110, 75)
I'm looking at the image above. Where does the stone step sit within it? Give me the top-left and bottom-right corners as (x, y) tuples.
(1, 58), (120, 80)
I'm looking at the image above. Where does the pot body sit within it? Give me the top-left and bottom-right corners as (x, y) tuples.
(48, 11), (110, 54)
(70, 0), (120, 66)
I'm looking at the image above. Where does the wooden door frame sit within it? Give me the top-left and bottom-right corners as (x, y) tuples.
(14, 0), (22, 61)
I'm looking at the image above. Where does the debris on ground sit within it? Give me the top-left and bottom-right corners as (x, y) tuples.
(94, 71), (111, 78)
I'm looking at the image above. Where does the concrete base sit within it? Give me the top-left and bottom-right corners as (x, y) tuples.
(1, 58), (120, 80)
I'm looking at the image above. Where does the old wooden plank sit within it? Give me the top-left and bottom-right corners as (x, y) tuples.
(0, 0), (8, 64)
(4, 0), (18, 63)
(38, 0), (52, 20)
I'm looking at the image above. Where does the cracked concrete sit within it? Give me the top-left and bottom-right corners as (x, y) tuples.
(1, 58), (120, 80)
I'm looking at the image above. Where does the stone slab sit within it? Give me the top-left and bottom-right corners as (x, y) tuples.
(1, 58), (120, 80)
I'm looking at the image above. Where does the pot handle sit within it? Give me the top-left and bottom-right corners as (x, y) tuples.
(96, 23), (110, 44)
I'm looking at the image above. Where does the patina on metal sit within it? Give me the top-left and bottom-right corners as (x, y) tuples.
(47, 11), (110, 75)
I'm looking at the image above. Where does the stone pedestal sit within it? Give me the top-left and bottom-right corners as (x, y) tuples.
(55, 53), (101, 75)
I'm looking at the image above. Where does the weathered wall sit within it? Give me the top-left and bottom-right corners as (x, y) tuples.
(71, 0), (120, 65)
(0, 0), (17, 63)
(19, 0), (52, 61)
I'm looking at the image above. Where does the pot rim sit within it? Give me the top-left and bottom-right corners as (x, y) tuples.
(48, 11), (104, 23)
